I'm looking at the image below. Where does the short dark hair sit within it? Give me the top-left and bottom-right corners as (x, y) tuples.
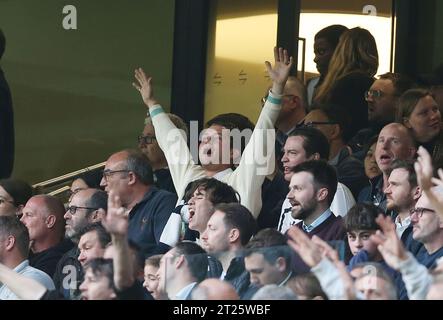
(83, 258), (115, 291)
(290, 160), (337, 205)
(206, 113), (255, 155)
(245, 229), (292, 272)
(123, 149), (154, 185)
(186, 178), (239, 205)
(0, 29), (5, 60)
(315, 25), (349, 49)
(378, 73), (415, 97)
(0, 216), (30, 258)
(345, 203), (383, 232)
(174, 242), (208, 282)
(78, 222), (111, 249)
(388, 159), (417, 188)
(313, 103), (353, 143)
(85, 189), (108, 213)
(288, 127), (330, 160)
(76, 170), (103, 189)
(214, 203), (258, 246)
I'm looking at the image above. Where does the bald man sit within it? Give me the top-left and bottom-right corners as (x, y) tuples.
(20, 195), (73, 277)
(358, 123), (417, 214)
(191, 279), (239, 300)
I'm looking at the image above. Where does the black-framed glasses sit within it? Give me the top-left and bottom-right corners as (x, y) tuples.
(0, 197), (15, 206)
(102, 169), (130, 181)
(138, 135), (156, 145)
(297, 120), (338, 128)
(409, 207), (436, 218)
(66, 205), (99, 215)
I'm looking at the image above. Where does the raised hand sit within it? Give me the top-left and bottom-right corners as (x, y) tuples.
(415, 146), (434, 191)
(370, 215), (408, 270)
(415, 146), (443, 220)
(265, 47), (294, 94)
(132, 68), (158, 107)
(102, 191), (129, 237)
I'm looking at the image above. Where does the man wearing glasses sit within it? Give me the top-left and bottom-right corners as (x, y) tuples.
(100, 149), (177, 256)
(411, 188), (443, 269)
(350, 73), (414, 154)
(52, 188), (107, 300)
(138, 114), (188, 194)
(301, 104), (367, 198)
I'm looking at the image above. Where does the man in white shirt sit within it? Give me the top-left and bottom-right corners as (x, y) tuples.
(385, 159), (421, 238)
(0, 216), (54, 300)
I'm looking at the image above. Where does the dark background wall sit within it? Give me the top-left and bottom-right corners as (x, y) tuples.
(0, 0), (175, 183)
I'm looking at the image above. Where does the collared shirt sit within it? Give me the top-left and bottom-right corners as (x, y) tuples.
(395, 215), (411, 238)
(302, 209), (332, 233)
(0, 260), (55, 300)
(277, 183), (355, 234)
(174, 282), (197, 300)
(278, 271), (293, 287)
(128, 186), (177, 255)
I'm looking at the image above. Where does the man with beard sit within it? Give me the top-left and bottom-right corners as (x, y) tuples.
(53, 189), (107, 299)
(287, 160), (345, 240)
(385, 160), (421, 238)
(286, 160), (346, 273)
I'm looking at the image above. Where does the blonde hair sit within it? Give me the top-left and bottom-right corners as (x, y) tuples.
(315, 27), (379, 103)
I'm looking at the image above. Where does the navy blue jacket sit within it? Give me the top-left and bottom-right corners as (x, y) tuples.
(128, 186), (177, 257)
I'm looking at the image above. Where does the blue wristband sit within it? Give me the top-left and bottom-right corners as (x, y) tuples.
(267, 95), (282, 104)
(150, 107), (164, 118)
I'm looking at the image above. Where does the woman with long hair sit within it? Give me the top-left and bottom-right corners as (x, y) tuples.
(314, 27), (379, 139)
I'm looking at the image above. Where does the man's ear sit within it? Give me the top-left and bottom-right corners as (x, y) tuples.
(229, 228), (240, 244)
(288, 96), (300, 110)
(316, 188), (328, 202)
(275, 257), (287, 272)
(127, 171), (137, 186)
(5, 235), (16, 251)
(403, 118), (412, 129)
(91, 209), (105, 223)
(412, 186), (422, 201)
(46, 215), (56, 228)
(175, 255), (185, 269)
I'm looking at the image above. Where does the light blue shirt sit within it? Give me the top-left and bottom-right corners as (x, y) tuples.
(302, 209), (332, 233)
(173, 282), (197, 300)
(0, 260), (55, 300)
